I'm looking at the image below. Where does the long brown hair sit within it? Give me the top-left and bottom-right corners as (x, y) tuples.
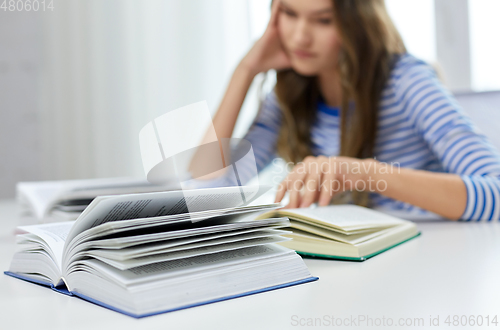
(274, 0), (406, 206)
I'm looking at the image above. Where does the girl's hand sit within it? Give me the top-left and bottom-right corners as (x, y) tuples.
(240, 0), (292, 76)
(274, 156), (380, 208)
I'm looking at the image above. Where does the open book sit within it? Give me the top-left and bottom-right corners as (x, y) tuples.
(6, 186), (317, 318)
(17, 177), (179, 221)
(255, 205), (420, 261)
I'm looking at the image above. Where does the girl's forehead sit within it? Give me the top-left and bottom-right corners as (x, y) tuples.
(280, 0), (334, 15)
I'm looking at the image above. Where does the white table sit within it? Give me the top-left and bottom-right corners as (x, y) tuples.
(1, 199), (499, 329)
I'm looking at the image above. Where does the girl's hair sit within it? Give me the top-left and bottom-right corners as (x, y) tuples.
(274, 0), (406, 206)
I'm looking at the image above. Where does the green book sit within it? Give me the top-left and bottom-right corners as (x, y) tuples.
(255, 205), (420, 261)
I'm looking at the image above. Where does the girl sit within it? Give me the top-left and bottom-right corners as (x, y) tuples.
(194, 0), (500, 221)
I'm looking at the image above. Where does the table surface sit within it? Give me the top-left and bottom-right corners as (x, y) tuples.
(1, 199), (499, 330)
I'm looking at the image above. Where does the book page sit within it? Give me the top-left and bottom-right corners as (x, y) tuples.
(88, 202), (280, 239)
(65, 185), (270, 245)
(63, 217), (289, 271)
(92, 236), (290, 270)
(263, 205), (407, 231)
(63, 202), (280, 262)
(18, 221), (74, 270)
(91, 228), (291, 259)
(289, 221), (390, 245)
(76, 244), (293, 286)
(17, 181), (67, 220)
(66, 217), (290, 263)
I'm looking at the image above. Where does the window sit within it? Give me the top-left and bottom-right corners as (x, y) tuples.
(386, 0), (437, 63)
(469, 0), (500, 91)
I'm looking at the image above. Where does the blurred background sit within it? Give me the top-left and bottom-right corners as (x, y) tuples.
(0, 0), (499, 198)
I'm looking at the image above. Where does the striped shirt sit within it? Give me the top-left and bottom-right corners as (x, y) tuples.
(212, 53), (500, 221)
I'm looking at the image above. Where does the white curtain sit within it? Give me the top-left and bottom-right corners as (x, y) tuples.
(38, 0), (268, 181)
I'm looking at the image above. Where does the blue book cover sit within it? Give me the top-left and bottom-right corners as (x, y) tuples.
(4, 271), (319, 318)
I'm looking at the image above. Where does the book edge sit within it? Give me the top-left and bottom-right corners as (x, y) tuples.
(4, 271), (73, 296)
(4, 271), (318, 318)
(72, 276), (319, 318)
(296, 231), (422, 262)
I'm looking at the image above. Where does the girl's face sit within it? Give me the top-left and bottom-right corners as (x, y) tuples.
(278, 0), (341, 76)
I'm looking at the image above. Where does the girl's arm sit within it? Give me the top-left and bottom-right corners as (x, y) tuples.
(274, 156), (468, 220)
(276, 59), (500, 221)
(209, 64), (256, 141)
(189, 0), (290, 177)
(367, 160), (467, 220)
(391, 60), (500, 221)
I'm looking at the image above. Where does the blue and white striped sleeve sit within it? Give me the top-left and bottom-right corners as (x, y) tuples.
(396, 59), (500, 221)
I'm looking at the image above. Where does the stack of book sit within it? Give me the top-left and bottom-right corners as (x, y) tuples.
(6, 185), (317, 318)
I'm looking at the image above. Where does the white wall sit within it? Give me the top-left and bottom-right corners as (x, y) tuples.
(0, 0), (499, 199)
(0, 0), (260, 198)
(37, 0), (257, 182)
(386, 0), (436, 63)
(469, 0), (500, 91)
(0, 10), (42, 198)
